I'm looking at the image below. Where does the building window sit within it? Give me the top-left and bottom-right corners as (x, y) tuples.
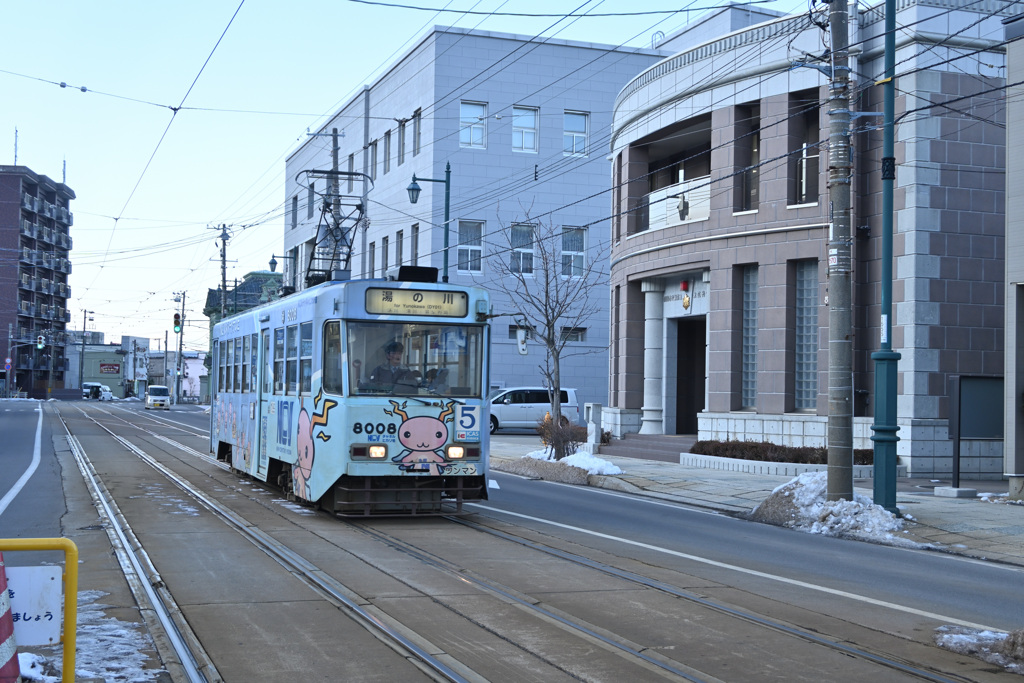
(307, 183), (315, 219)
(561, 226), (585, 278)
(369, 242), (376, 278)
(398, 120), (406, 166)
(513, 106), (538, 153)
(347, 154), (354, 192)
(741, 265), (758, 408)
(458, 220), (483, 273)
(396, 230), (404, 266)
(370, 140), (378, 180)
(564, 111), (588, 156)
(460, 101), (487, 148)
(383, 130), (391, 175)
(510, 223), (534, 275)
(789, 92), (820, 205)
(412, 109), (422, 156)
(794, 260), (818, 410)
(561, 327), (586, 342)
(291, 195), (298, 229)
(381, 236), (389, 274)
(735, 104), (759, 212)
(508, 324), (533, 340)
(411, 224), (419, 264)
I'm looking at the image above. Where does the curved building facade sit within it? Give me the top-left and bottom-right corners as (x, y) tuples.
(607, 2), (1013, 477)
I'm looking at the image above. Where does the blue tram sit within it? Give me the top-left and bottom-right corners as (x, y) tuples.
(210, 270), (491, 516)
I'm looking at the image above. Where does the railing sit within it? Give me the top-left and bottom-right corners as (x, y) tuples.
(641, 177), (712, 233)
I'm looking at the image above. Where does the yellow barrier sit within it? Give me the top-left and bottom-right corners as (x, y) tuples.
(0, 538), (78, 683)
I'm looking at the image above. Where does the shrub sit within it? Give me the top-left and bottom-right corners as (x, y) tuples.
(690, 440), (873, 465)
(537, 414), (588, 460)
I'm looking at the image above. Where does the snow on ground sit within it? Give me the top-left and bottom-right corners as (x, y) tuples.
(525, 448), (623, 475)
(17, 590), (164, 682)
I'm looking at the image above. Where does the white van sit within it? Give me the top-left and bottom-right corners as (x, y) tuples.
(488, 387), (579, 434)
(145, 385), (171, 410)
(82, 382), (102, 399)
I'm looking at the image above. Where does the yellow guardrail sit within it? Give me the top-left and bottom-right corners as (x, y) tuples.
(0, 538), (78, 683)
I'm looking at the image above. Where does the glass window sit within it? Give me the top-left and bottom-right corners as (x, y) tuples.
(250, 333), (258, 392)
(383, 130), (391, 175)
(513, 106), (538, 152)
(369, 242), (376, 278)
(370, 140), (378, 180)
(218, 340), (226, 393)
(273, 328), (285, 393)
(286, 325), (298, 394)
(458, 220), (483, 273)
(412, 108), (422, 156)
(510, 224), (534, 275)
(234, 338), (242, 392)
(291, 195), (298, 229)
(242, 335), (251, 393)
(382, 236), (389, 274)
(299, 322), (313, 394)
(262, 332), (272, 394)
(561, 227), (585, 278)
(307, 183), (315, 219)
(411, 224), (419, 264)
(560, 327), (586, 342)
(398, 121), (406, 166)
(396, 230), (404, 267)
(564, 111), (588, 156)
(225, 338), (234, 393)
(794, 260), (818, 410)
(347, 154), (355, 192)
(347, 321), (485, 398)
(460, 101), (487, 148)
(741, 265), (758, 408)
(323, 322), (342, 394)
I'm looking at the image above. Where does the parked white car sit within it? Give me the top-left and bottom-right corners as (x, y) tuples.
(145, 385), (171, 410)
(98, 385), (113, 401)
(488, 387), (579, 434)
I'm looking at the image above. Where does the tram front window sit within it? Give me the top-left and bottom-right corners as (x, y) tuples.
(344, 321), (484, 398)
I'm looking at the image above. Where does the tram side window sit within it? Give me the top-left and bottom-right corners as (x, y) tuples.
(300, 322), (313, 394)
(242, 335), (251, 393)
(250, 333), (258, 391)
(323, 322), (342, 395)
(262, 333), (272, 394)
(234, 338), (243, 392)
(274, 328), (285, 393)
(226, 338), (235, 393)
(286, 325), (298, 394)
(218, 341), (226, 393)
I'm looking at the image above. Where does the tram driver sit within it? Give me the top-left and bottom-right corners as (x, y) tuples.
(367, 341), (418, 391)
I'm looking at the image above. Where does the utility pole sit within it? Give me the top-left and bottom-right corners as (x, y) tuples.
(827, 0), (854, 501)
(218, 224), (229, 318)
(361, 85), (371, 278)
(173, 292), (186, 404)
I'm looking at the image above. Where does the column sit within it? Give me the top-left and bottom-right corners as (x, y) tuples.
(639, 279), (665, 435)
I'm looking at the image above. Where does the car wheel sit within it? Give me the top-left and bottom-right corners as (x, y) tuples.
(490, 416), (499, 434)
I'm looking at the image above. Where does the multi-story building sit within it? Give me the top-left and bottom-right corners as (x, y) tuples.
(0, 166), (75, 398)
(1005, 15), (1024, 498)
(284, 26), (664, 411)
(607, 2), (1011, 477)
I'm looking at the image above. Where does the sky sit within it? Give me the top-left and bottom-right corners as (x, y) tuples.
(0, 0), (810, 353)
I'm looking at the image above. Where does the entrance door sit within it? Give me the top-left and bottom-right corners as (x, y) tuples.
(256, 329), (271, 477)
(675, 317), (706, 434)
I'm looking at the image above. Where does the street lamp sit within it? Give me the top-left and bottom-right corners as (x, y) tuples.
(268, 253), (296, 273)
(407, 161), (452, 283)
(78, 309), (94, 394)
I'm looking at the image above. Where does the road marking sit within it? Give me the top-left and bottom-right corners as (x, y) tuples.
(470, 504), (1001, 632)
(0, 407), (43, 518)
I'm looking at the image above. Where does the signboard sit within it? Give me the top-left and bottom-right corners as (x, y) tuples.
(99, 363), (121, 374)
(366, 288), (468, 317)
(6, 566), (62, 645)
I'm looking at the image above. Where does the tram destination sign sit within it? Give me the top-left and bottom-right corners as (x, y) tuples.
(366, 288), (468, 317)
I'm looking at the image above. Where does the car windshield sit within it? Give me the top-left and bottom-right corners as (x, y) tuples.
(324, 320), (485, 398)
(149, 387), (169, 397)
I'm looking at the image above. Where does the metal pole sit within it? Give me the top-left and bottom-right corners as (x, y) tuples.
(220, 225), (228, 318)
(176, 293), (186, 404)
(871, 0), (901, 513)
(442, 162), (451, 283)
(827, 0), (854, 501)
(361, 85), (370, 279)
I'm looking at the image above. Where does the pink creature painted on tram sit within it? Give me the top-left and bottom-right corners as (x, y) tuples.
(292, 389), (338, 500)
(386, 400), (456, 475)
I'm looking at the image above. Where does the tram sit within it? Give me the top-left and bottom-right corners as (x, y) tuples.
(210, 267), (491, 516)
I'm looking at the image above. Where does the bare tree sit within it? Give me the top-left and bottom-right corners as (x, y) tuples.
(488, 217), (606, 459)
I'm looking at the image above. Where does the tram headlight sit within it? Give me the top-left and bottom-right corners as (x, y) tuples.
(446, 445), (465, 459)
(369, 445), (387, 459)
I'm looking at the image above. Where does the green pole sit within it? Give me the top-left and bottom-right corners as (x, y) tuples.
(872, 0), (901, 514)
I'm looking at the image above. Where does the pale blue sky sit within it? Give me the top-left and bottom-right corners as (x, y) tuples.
(2, 0), (802, 349)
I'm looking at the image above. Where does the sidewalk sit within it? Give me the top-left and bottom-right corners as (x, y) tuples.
(489, 442), (1024, 568)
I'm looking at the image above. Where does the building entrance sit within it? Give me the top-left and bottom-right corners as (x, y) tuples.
(675, 316), (706, 434)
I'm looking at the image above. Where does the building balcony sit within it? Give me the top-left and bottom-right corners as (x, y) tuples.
(21, 193), (36, 211)
(19, 219), (36, 238)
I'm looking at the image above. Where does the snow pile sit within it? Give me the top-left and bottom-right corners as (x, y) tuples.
(935, 626), (1024, 674)
(750, 471), (917, 544)
(980, 492), (1024, 506)
(525, 448), (623, 476)
(18, 590), (164, 682)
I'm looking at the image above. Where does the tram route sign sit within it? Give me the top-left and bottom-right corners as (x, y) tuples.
(366, 288), (468, 317)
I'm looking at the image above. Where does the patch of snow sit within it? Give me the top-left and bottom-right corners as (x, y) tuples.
(935, 626), (1023, 674)
(523, 448), (622, 475)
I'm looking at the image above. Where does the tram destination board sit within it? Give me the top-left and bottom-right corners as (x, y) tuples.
(366, 288), (468, 317)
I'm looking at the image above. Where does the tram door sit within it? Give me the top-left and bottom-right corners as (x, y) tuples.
(256, 328), (271, 477)
(675, 317), (706, 434)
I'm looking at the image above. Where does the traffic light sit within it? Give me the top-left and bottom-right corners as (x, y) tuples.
(36, 335), (45, 349)
(173, 313), (182, 333)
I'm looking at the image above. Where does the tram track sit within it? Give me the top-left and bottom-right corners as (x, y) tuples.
(57, 404), (1004, 682)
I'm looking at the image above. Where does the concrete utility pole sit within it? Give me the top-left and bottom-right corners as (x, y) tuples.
(827, 0), (854, 501)
(218, 224), (229, 318)
(174, 292), (186, 403)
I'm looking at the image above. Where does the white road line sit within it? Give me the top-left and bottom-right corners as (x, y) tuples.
(0, 407), (43, 518)
(470, 504), (1002, 632)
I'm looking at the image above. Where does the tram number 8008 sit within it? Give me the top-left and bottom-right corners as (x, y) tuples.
(353, 422), (398, 435)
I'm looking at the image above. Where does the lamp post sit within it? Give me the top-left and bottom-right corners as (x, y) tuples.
(78, 309), (93, 395)
(407, 161), (451, 282)
(268, 253), (296, 273)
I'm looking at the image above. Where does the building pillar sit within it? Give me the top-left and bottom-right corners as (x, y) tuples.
(639, 279), (665, 435)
